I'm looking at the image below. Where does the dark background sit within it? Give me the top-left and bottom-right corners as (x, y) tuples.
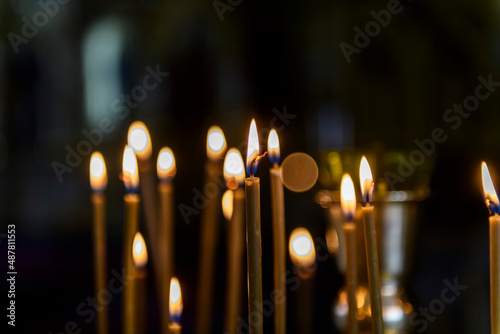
(0, 0), (499, 333)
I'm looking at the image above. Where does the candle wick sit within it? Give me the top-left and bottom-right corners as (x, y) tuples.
(273, 162), (278, 169)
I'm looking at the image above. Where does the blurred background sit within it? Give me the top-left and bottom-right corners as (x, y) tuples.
(1, 0), (500, 332)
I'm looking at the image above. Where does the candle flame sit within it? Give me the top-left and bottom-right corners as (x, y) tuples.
(222, 189), (234, 221)
(246, 119), (260, 176)
(169, 277), (183, 324)
(127, 121), (152, 161)
(267, 129), (280, 165)
(90, 152), (107, 192)
(122, 146), (139, 192)
(132, 232), (148, 269)
(207, 125), (227, 161)
(482, 162), (499, 214)
(289, 227), (316, 268)
(157, 147), (176, 181)
(359, 156), (374, 203)
(340, 173), (356, 222)
(224, 148), (245, 189)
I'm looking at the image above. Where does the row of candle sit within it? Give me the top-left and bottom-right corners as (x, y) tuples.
(88, 119), (316, 334)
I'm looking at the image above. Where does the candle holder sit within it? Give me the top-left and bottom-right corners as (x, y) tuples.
(316, 150), (431, 333)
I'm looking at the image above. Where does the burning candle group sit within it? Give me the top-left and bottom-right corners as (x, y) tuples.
(89, 119), (292, 334)
(90, 121), (180, 334)
(340, 156), (384, 334)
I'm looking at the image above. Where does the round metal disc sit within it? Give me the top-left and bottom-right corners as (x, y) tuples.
(280, 152), (318, 192)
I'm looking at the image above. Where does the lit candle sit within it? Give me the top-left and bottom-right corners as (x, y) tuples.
(169, 277), (183, 334)
(133, 232), (148, 334)
(289, 228), (316, 334)
(89, 152), (109, 334)
(196, 126), (227, 334)
(122, 146), (140, 334)
(340, 174), (358, 334)
(245, 119), (263, 334)
(128, 122), (157, 269)
(157, 147), (176, 334)
(481, 162), (500, 334)
(359, 156), (384, 334)
(223, 148), (246, 334)
(268, 129), (287, 334)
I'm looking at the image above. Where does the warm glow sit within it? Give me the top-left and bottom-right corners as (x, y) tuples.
(207, 125), (227, 161)
(122, 146), (139, 191)
(224, 148), (245, 189)
(482, 162), (499, 214)
(222, 190), (234, 221)
(267, 129), (280, 165)
(127, 121), (152, 160)
(132, 232), (148, 269)
(359, 156), (374, 203)
(157, 147), (176, 181)
(340, 174), (356, 221)
(169, 277), (183, 324)
(289, 227), (316, 268)
(90, 152), (107, 192)
(246, 119), (260, 176)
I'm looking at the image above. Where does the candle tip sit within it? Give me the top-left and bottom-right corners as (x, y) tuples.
(359, 156), (374, 203)
(482, 162), (499, 214)
(268, 129), (280, 165)
(207, 126), (227, 161)
(127, 121), (152, 161)
(157, 147), (176, 181)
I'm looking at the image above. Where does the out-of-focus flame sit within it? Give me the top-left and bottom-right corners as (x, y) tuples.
(340, 174), (356, 222)
(482, 162), (499, 214)
(157, 147), (176, 181)
(224, 148), (245, 189)
(127, 121), (152, 161)
(122, 146), (139, 192)
(325, 226), (339, 254)
(222, 190), (234, 221)
(132, 232), (148, 269)
(246, 119), (260, 176)
(169, 277), (183, 324)
(359, 156), (374, 203)
(267, 129), (280, 165)
(207, 126), (227, 161)
(289, 227), (316, 268)
(90, 152), (107, 192)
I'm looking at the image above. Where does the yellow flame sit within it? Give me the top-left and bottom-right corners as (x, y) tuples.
(224, 148), (245, 189)
(267, 129), (280, 164)
(359, 156), (374, 203)
(122, 146), (139, 190)
(289, 227), (316, 268)
(207, 126), (227, 161)
(157, 147), (176, 181)
(127, 121), (152, 160)
(340, 174), (356, 221)
(169, 277), (183, 322)
(222, 190), (234, 221)
(246, 119), (259, 175)
(132, 232), (148, 268)
(90, 152), (107, 192)
(482, 162), (500, 208)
